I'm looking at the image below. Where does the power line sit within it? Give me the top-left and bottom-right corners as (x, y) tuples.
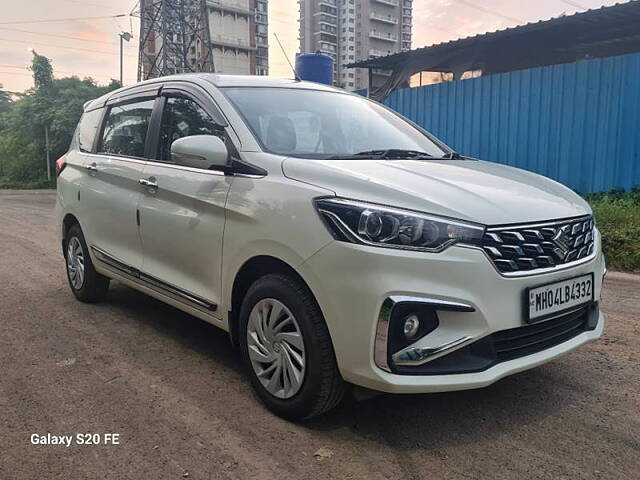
(421, 23), (460, 37)
(559, 0), (588, 10)
(0, 14), (128, 26)
(60, 0), (125, 9)
(0, 64), (136, 81)
(270, 18), (299, 28)
(113, 15), (128, 34)
(0, 37), (137, 57)
(0, 27), (121, 46)
(0, 64), (32, 69)
(454, 0), (524, 25)
(0, 71), (32, 77)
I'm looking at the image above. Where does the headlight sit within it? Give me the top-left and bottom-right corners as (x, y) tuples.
(315, 198), (485, 252)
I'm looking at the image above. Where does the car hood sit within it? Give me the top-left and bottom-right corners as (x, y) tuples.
(282, 158), (591, 225)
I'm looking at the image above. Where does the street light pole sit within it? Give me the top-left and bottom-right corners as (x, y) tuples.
(120, 35), (123, 86)
(119, 32), (132, 87)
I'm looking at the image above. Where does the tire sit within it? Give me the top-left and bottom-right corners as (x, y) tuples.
(64, 224), (110, 303)
(239, 273), (346, 420)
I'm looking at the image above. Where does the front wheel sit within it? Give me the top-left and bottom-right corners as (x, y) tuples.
(239, 273), (345, 420)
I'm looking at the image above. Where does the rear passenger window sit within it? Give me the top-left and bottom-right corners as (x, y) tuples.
(78, 108), (104, 153)
(100, 99), (154, 158)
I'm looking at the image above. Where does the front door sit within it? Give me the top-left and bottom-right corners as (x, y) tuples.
(137, 93), (231, 312)
(81, 98), (156, 270)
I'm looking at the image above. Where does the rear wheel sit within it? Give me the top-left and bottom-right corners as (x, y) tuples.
(64, 224), (110, 303)
(239, 273), (345, 420)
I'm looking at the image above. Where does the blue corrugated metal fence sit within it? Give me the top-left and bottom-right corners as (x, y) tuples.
(384, 52), (640, 193)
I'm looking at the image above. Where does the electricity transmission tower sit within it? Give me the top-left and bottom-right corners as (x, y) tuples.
(135, 0), (214, 81)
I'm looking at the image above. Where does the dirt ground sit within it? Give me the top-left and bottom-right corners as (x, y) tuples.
(1, 190), (638, 480)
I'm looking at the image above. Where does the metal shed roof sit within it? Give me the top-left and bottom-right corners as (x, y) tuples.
(348, 0), (640, 100)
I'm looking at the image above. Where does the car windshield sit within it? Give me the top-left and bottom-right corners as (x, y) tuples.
(222, 87), (448, 159)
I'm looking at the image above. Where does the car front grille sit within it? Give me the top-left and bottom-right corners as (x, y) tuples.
(481, 216), (595, 274)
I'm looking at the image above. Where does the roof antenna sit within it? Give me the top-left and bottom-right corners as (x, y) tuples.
(273, 32), (301, 81)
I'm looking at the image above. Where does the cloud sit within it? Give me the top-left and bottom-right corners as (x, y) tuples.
(69, 20), (116, 44)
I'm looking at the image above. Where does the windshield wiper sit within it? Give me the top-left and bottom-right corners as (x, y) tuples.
(327, 149), (435, 160)
(325, 149), (384, 159)
(382, 149), (436, 159)
(443, 151), (465, 160)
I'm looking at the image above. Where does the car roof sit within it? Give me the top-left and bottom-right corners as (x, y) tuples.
(84, 74), (345, 111)
(200, 74), (342, 91)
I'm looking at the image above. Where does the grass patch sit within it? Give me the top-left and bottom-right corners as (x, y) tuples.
(585, 188), (640, 272)
(0, 178), (56, 190)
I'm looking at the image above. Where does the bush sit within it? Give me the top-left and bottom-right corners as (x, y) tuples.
(586, 187), (640, 272)
(0, 178), (55, 189)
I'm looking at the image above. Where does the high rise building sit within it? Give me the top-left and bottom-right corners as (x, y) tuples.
(298, 0), (412, 91)
(138, 0), (268, 80)
(207, 0), (269, 75)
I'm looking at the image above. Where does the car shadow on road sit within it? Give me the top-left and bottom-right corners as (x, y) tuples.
(304, 364), (579, 451)
(104, 283), (243, 374)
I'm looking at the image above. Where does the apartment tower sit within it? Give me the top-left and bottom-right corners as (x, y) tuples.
(207, 0), (269, 75)
(299, 0), (412, 91)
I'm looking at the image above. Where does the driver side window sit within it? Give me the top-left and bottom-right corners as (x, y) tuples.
(158, 96), (224, 162)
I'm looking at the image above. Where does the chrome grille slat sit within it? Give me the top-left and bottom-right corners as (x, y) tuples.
(522, 229), (544, 241)
(482, 216), (595, 274)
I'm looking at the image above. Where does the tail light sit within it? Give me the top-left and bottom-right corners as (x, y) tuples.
(55, 156), (67, 177)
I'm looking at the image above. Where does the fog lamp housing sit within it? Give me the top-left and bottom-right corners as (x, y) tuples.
(374, 296), (476, 372)
(387, 303), (439, 357)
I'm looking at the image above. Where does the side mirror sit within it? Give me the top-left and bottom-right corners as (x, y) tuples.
(170, 135), (229, 170)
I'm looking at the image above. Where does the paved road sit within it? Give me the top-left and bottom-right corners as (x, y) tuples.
(1, 190), (639, 480)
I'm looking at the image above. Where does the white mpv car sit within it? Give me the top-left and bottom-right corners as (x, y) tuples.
(56, 75), (605, 419)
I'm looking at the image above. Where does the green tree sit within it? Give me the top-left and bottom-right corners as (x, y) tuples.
(0, 53), (119, 184)
(0, 84), (11, 114)
(29, 51), (54, 91)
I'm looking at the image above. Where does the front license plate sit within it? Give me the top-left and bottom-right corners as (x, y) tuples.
(527, 273), (594, 323)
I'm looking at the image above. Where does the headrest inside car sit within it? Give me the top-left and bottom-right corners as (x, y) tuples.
(266, 115), (296, 153)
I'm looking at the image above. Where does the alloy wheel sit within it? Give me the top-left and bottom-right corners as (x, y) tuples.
(67, 237), (85, 290)
(246, 298), (306, 399)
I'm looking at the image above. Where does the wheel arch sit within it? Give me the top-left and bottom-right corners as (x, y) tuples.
(228, 255), (320, 347)
(61, 213), (81, 251)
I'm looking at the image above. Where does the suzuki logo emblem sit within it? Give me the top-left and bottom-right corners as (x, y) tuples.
(552, 227), (571, 261)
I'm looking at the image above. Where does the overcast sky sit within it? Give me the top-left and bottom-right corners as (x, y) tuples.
(0, 0), (621, 93)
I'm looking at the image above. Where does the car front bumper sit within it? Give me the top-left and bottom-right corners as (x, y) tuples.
(299, 230), (605, 394)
